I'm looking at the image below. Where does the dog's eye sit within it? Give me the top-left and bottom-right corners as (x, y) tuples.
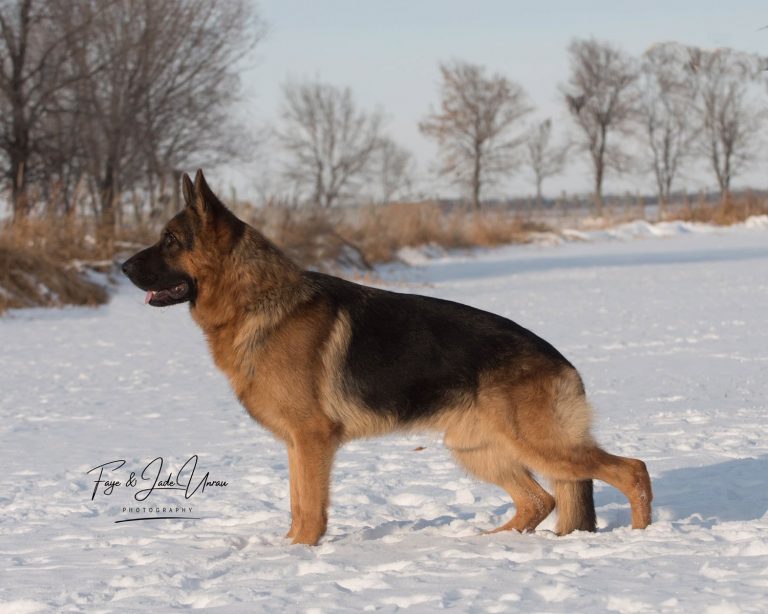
(163, 232), (178, 248)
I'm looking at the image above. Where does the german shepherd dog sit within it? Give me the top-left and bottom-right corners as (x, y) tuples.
(122, 170), (652, 545)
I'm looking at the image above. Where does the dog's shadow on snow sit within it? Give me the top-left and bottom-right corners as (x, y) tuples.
(597, 455), (768, 529)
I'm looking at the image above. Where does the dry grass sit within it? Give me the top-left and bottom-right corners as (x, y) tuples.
(2, 214), (156, 262)
(246, 206), (373, 270)
(3, 192), (765, 315)
(663, 193), (768, 225)
(345, 203), (552, 264)
(0, 215), (150, 314)
(246, 201), (551, 269)
(362, 202), (552, 259)
(0, 244), (108, 314)
(564, 193), (768, 230)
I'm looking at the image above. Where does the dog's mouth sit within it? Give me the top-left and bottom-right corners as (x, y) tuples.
(145, 281), (191, 307)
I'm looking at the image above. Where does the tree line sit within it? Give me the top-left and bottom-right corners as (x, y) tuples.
(0, 0), (261, 231)
(1, 1), (765, 228)
(275, 41), (767, 215)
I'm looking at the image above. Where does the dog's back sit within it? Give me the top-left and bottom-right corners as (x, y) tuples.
(305, 271), (575, 422)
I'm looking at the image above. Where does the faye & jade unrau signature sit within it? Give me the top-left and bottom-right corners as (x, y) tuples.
(87, 456), (228, 502)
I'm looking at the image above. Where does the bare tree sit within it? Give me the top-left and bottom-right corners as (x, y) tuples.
(276, 81), (383, 208)
(639, 43), (699, 212)
(135, 2), (263, 216)
(562, 39), (638, 215)
(0, 0), (79, 218)
(524, 119), (569, 208)
(61, 0), (261, 232)
(374, 137), (414, 203)
(688, 47), (764, 198)
(420, 61), (531, 211)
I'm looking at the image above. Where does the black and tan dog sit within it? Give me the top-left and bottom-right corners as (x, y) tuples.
(122, 170), (652, 545)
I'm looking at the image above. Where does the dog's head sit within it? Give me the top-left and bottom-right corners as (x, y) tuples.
(122, 169), (244, 307)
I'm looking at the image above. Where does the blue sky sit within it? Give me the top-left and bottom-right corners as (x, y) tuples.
(229, 1), (768, 200)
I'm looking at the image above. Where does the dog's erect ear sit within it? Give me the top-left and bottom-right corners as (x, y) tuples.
(194, 169), (216, 207)
(190, 168), (245, 250)
(181, 173), (194, 207)
(187, 168), (225, 219)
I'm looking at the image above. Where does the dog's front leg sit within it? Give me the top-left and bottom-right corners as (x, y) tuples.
(289, 431), (336, 546)
(285, 442), (301, 539)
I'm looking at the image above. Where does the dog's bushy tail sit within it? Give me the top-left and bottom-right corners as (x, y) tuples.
(554, 479), (596, 534)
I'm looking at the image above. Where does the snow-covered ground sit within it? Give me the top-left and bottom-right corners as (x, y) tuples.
(1, 220), (768, 613)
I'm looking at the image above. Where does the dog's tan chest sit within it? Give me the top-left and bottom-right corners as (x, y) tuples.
(198, 301), (337, 441)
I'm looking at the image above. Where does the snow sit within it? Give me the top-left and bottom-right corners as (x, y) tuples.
(2, 221), (768, 612)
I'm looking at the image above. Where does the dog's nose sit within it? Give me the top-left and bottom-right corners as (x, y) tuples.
(121, 260), (133, 277)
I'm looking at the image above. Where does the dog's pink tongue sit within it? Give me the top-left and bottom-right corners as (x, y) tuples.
(144, 290), (154, 304)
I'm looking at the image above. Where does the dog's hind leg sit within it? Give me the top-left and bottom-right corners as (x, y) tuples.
(497, 367), (651, 531)
(448, 440), (555, 534)
(485, 464), (555, 534)
(528, 446), (652, 530)
(552, 478), (596, 534)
